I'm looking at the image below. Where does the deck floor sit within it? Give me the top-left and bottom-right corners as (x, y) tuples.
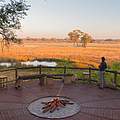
(0, 80), (120, 120)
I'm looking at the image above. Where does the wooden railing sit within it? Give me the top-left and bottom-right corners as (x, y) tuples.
(0, 66), (120, 89)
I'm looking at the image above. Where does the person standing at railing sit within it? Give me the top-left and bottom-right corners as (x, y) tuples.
(98, 57), (107, 89)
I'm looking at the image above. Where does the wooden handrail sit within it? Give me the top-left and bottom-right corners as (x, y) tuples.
(0, 66), (120, 74)
(0, 65), (120, 89)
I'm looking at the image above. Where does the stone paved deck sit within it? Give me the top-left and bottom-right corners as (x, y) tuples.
(0, 80), (120, 120)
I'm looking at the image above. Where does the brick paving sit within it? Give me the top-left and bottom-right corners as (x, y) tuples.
(0, 80), (120, 120)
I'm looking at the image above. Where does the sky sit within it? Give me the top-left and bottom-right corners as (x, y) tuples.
(16, 0), (120, 39)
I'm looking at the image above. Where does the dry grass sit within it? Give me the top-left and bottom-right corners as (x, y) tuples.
(0, 39), (120, 67)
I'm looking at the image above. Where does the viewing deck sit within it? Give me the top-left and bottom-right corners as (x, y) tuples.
(0, 80), (120, 120)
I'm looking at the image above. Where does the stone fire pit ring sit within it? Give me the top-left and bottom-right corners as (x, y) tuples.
(28, 96), (80, 119)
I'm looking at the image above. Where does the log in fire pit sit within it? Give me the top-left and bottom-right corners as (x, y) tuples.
(28, 96), (80, 119)
(42, 97), (74, 113)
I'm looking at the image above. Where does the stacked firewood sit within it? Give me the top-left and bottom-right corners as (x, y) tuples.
(41, 98), (74, 113)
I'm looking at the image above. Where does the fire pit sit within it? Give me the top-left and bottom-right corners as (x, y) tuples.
(28, 96), (80, 119)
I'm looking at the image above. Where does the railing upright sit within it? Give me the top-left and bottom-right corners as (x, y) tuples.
(63, 66), (67, 83)
(89, 67), (92, 83)
(113, 71), (117, 88)
(39, 65), (42, 74)
(15, 68), (18, 80)
(64, 66), (67, 74)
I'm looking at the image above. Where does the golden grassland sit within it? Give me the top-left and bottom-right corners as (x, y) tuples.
(0, 39), (120, 67)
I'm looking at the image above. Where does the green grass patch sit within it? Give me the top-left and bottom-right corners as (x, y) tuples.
(109, 62), (120, 71)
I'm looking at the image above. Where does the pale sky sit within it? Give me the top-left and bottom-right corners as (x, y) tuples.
(17, 0), (120, 39)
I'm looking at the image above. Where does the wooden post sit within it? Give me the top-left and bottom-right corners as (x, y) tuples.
(63, 66), (67, 83)
(113, 71), (117, 88)
(39, 65), (42, 74)
(15, 68), (18, 80)
(64, 66), (67, 74)
(15, 68), (18, 87)
(89, 67), (91, 83)
(39, 65), (44, 86)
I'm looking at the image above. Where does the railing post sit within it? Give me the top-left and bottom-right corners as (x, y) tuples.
(39, 65), (42, 74)
(14, 68), (18, 87)
(39, 65), (44, 86)
(89, 67), (91, 83)
(15, 68), (18, 80)
(63, 66), (67, 83)
(113, 71), (117, 88)
(64, 66), (67, 74)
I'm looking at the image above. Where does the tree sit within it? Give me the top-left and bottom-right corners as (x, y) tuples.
(0, 0), (30, 51)
(68, 29), (83, 46)
(68, 29), (93, 47)
(81, 33), (93, 47)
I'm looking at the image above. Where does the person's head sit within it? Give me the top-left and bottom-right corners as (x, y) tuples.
(101, 57), (105, 62)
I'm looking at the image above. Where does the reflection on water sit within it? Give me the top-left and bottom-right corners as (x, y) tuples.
(0, 63), (12, 67)
(21, 60), (57, 67)
(0, 60), (57, 67)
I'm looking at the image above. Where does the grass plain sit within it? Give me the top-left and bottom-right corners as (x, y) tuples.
(0, 39), (120, 68)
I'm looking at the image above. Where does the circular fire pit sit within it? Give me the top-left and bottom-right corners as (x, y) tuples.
(28, 96), (80, 119)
